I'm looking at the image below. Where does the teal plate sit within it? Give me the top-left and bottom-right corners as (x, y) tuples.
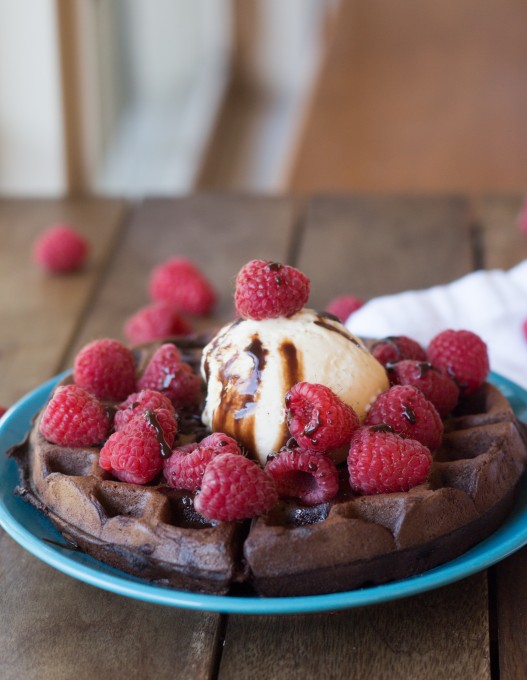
(1, 372), (527, 615)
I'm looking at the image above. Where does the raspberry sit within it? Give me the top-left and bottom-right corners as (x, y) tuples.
(427, 329), (489, 396)
(124, 301), (192, 344)
(164, 433), (241, 491)
(234, 260), (310, 320)
(137, 343), (202, 408)
(286, 382), (359, 453)
(265, 448), (339, 505)
(0, 406), (6, 419)
(194, 453), (278, 521)
(40, 384), (110, 447)
(99, 415), (165, 484)
(365, 385), (443, 450)
(348, 427), (432, 495)
(325, 295), (364, 323)
(199, 432), (242, 456)
(389, 360), (460, 417)
(371, 336), (427, 368)
(124, 407), (178, 449)
(32, 225), (88, 273)
(149, 258), (216, 316)
(74, 338), (136, 402)
(114, 389), (175, 431)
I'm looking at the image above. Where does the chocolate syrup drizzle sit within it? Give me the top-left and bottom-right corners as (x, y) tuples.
(212, 336), (268, 454)
(145, 410), (173, 458)
(314, 312), (363, 347)
(279, 341), (302, 447)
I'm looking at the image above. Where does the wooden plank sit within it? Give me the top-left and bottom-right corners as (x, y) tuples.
(67, 194), (297, 359)
(41, 195), (295, 680)
(298, 194), (474, 308)
(477, 193), (527, 680)
(219, 194), (491, 680)
(475, 194), (527, 270)
(0, 532), (220, 680)
(0, 198), (125, 406)
(0, 198), (130, 680)
(288, 1), (527, 193)
(219, 576), (489, 680)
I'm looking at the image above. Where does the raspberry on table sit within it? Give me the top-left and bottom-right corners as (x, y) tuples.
(194, 453), (278, 522)
(234, 259), (310, 320)
(371, 336), (427, 368)
(389, 360), (460, 417)
(348, 426), (432, 495)
(137, 343), (202, 408)
(0, 406), (6, 419)
(149, 257), (216, 316)
(286, 382), (360, 454)
(32, 225), (89, 274)
(265, 448), (339, 505)
(74, 338), (136, 402)
(365, 384), (443, 450)
(124, 301), (192, 344)
(99, 414), (168, 484)
(164, 433), (241, 491)
(325, 295), (364, 323)
(427, 329), (489, 396)
(40, 384), (110, 447)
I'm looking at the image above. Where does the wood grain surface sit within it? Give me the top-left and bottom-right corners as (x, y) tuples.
(477, 195), (527, 680)
(0, 194), (525, 680)
(0, 199), (124, 406)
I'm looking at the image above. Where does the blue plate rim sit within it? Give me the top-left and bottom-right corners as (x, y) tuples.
(1, 371), (527, 615)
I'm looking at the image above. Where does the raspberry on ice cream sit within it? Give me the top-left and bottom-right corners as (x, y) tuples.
(73, 338), (136, 402)
(201, 309), (389, 465)
(234, 260), (310, 320)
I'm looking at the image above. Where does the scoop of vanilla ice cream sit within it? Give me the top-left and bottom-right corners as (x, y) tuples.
(201, 309), (389, 466)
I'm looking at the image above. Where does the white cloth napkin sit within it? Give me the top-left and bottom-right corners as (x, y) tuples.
(346, 260), (527, 390)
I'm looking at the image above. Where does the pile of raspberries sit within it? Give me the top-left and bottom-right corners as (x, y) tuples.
(39, 259), (489, 523)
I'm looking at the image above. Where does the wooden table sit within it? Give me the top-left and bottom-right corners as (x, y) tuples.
(1, 194), (527, 680)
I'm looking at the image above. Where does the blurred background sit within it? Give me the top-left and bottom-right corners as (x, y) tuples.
(1, 0), (526, 198)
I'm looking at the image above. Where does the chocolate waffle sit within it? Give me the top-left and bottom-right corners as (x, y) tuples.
(10, 337), (527, 597)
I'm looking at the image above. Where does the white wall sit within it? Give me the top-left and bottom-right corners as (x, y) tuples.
(0, 0), (66, 195)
